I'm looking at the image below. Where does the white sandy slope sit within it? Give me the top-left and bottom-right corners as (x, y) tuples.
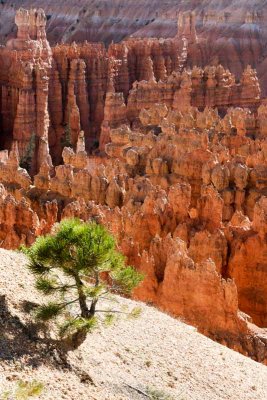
(0, 249), (266, 400)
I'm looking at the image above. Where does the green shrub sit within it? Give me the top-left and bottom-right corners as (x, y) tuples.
(2, 380), (44, 400)
(145, 387), (174, 400)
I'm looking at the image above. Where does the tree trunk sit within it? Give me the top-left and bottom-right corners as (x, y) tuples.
(89, 299), (97, 317)
(74, 275), (89, 318)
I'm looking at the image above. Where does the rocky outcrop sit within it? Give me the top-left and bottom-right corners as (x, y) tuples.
(177, 11), (197, 44)
(6, 8), (51, 56)
(0, 8), (266, 364)
(228, 197), (267, 327)
(0, 184), (38, 249)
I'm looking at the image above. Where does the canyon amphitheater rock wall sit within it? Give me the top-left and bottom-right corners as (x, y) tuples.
(0, 8), (266, 364)
(0, 8), (261, 170)
(1, 0), (267, 96)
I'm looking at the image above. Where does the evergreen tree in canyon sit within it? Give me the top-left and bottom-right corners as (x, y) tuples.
(22, 218), (143, 347)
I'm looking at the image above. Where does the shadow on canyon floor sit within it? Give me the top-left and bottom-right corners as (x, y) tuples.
(0, 295), (72, 370)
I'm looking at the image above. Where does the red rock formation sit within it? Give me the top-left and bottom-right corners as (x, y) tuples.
(0, 8), (263, 170)
(98, 104), (267, 360)
(0, 183), (39, 249)
(0, 142), (32, 190)
(2, 0), (267, 97)
(0, 8), (266, 365)
(177, 11), (197, 44)
(99, 58), (128, 152)
(0, 8), (52, 174)
(228, 197), (267, 327)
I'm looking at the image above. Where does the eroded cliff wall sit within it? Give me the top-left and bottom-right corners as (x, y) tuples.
(1, 0), (267, 95)
(0, 8), (261, 170)
(0, 8), (266, 364)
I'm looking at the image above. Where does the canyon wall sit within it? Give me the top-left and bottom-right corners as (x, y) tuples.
(0, 8), (266, 364)
(1, 1), (267, 96)
(0, 8), (261, 170)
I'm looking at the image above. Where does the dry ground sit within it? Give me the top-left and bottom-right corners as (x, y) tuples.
(0, 249), (266, 400)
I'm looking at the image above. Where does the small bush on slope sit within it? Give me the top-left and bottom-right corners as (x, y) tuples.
(21, 218), (143, 348)
(1, 380), (44, 400)
(146, 386), (175, 400)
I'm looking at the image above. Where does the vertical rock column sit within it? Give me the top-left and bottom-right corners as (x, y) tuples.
(66, 59), (81, 150)
(12, 62), (36, 160)
(177, 11), (197, 44)
(240, 65), (261, 107)
(15, 8), (30, 40)
(35, 61), (53, 173)
(75, 59), (90, 147)
(48, 60), (64, 164)
(99, 57), (127, 151)
(108, 43), (130, 99)
(88, 56), (108, 142)
(173, 71), (192, 112)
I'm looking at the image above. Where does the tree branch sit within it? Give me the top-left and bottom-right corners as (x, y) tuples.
(125, 384), (150, 397)
(95, 309), (130, 315)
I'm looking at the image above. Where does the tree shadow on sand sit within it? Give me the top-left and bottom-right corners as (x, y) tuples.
(0, 295), (95, 385)
(0, 295), (70, 369)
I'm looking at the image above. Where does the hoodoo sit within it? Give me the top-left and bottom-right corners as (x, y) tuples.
(0, 6), (266, 369)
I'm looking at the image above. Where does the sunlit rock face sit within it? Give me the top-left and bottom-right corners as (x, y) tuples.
(0, 7), (266, 365)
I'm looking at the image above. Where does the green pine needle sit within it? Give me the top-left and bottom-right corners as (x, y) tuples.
(27, 260), (51, 276)
(35, 302), (63, 321)
(15, 380), (44, 400)
(128, 307), (142, 319)
(59, 316), (97, 338)
(104, 313), (116, 326)
(112, 266), (144, 293)
(35, 277), (58, 295)
(145, 386), (174, 400)
(83, 284), (105, 298)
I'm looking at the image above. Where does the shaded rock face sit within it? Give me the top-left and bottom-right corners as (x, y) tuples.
(0, 8), (267, 364)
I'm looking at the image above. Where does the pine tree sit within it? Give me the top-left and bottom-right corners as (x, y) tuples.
(21, 219), (143, 347)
